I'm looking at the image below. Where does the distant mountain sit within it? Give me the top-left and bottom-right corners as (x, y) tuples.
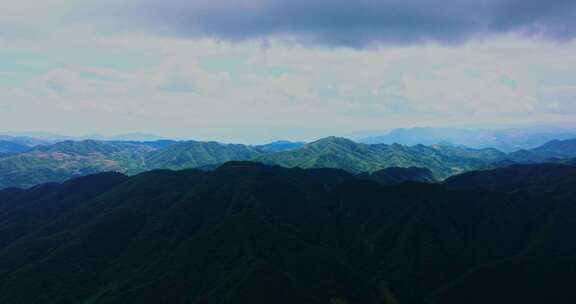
(0, 131), (74, 142)
(0, 162), (575, 303)
(0, 141), (31, 154)
(0, 140), (154, 189)
(0, 135), (52, 147)
(145, 140), (265, 170)
(80, 132), (169, 141)
(0, 139), (271, 189)
(357, 166), (436, 185)
(8, 135), (576, 190)
(255, 140), (306, 152)
(0, 131), (170, 142)
(507, 138), (576, 163)
(113, 139), (180, 149)
(0, 136), (508, 189)
(257, 137), (505, 179)
(359, 127), (576, 152)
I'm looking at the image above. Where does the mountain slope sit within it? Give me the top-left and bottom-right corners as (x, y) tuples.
(507, 138), (576, 162)
(357, 166), (436, 185)
(0, 135), (52, 147)
(0, 140), (30, 154)
(4, 136), (576, 190)
(0, 140), (153, 189)
(255, 140), (306, 152)
(257, 137), (505, 179)
(0, 162), (574, 303)
(0, 140), (264, 189)
(444, 163), (576, 191)
(144, 140), (265, 170)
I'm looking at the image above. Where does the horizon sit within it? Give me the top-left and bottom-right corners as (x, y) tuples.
(2, 1), (576, 143)
(3, 123), (576, 146)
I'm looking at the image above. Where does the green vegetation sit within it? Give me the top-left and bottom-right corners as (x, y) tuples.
(1, 136), (575, 189)
(0, 140), (265, 189)
(0, 140), (153, 189)
(257, 137), (505, 179)
(145, 140), (264, 170)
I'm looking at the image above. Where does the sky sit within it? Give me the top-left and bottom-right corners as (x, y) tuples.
(1, 0), (576, 143)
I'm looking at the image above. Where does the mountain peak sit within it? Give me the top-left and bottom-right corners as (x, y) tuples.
(309, 136), (356, 146)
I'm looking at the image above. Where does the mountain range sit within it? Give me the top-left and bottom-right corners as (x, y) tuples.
(0, 162), (575, 303)
(0, 140), (31, 154)
(359, 127), (576, 152)
(256, 137), (505, 179)
(507, 138), (576, 162)
(1, 136), (575, 189)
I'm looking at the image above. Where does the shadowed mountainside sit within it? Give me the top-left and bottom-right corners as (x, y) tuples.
(357, 166), (436, 185)
(0, 162), (575, 304)
(443, 163), (576, 191)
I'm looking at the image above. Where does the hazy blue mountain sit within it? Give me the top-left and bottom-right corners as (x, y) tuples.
(80, 132), (169, 141)
(0, 135), (52, 147)
(359, 127), (576, 152)
(0, 131), (171, 143)
(0, 141), (31, 154)
(0, 162), (574, 303)
(112, 140), (181, 149)
(0, 131), (74, 142)
(507, 139), (576, 163)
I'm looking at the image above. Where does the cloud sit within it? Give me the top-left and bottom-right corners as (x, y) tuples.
(0, 0), (73, 39)
(104, 0), (576, 47)
(150, 57), (230, 93)
(2, 25), (576, 142)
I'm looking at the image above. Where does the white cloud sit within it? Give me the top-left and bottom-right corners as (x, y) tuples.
(149, 57), (230, 93)
(1, 1), (576, 143)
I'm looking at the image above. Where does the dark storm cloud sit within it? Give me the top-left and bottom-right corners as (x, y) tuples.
(126, 0), (576, 46)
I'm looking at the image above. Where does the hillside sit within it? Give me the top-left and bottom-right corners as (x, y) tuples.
(0, 140), (153, 189)
(357, 166), (436, 185)
(0, 140), (264, 189)
(507, 138), (576, 162)
(0, 140), (30, 154)
(257, 137), (505, 179)
(0, 137), (508, 189)
(145, 140), (265, 170)
(0, 135), (52, 147)
(0, 162), (574, 303)
(255, 140), (306, 152)
(3, 136), (576, 190)
(444, 163), (576, 191)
